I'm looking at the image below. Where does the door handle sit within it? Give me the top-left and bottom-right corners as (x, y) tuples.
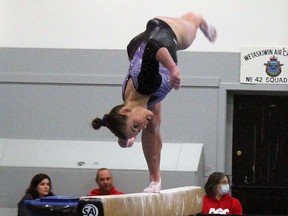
(236, 150), (242, 156)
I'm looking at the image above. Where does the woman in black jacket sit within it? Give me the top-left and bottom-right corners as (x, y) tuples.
(18, 173), (54, 216)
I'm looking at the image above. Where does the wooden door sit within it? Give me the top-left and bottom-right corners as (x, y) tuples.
(232, 94), (288, 214)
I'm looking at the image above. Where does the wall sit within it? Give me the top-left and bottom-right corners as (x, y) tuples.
(1, 0), (287, 52)
(0, 48), (233, 173)
(0, 48), (212, 213)
(0, 140), (204, 211)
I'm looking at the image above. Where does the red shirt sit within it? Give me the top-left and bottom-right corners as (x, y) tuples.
(202, 194), (243, 215)
(88, 186), (124, 196)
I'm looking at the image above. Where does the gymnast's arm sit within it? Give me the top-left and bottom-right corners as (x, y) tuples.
(156, 48), (177, 71)
(156, 47), (181, 90)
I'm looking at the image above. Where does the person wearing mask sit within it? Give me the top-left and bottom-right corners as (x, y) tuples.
(88, 168), (124, 196)
(18, 173), (54, 216)
(202, 172), (243, 215)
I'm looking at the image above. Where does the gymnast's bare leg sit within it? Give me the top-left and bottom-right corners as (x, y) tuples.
(142, 103), (162, 193)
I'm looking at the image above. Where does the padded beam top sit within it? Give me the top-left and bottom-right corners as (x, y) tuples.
(77, 186), (203, 216)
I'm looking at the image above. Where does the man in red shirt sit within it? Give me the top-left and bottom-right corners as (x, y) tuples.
(202, 172), (242, 215)
(88, 168), (124, 196)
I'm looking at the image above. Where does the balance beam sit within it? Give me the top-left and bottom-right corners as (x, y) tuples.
(77, 186), (203, 216)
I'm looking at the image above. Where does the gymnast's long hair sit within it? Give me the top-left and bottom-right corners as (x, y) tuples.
(92, 104), (128, 139)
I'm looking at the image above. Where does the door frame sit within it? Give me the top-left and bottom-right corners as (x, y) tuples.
(217, 83), (287, 178)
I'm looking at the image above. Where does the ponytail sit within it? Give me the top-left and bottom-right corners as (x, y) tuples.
(91, 104), (128, 139)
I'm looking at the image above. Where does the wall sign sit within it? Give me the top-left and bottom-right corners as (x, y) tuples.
(240, 47), (288, 84)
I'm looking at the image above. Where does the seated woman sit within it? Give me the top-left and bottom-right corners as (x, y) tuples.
(202, 172), (243, 215)
(18, 173), (54, 216)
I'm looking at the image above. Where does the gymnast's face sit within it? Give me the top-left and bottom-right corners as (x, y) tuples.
(120, 106), (153, 138)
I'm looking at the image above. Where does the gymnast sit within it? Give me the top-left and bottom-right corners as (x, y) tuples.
(92, 12), (216, 193)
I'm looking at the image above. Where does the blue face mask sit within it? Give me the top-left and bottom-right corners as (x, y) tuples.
(219, 184), (230, 195)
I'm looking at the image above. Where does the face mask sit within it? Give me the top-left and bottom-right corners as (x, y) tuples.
(219, 184), (230, 195)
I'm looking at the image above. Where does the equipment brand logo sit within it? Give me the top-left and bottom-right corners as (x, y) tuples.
(264, 55), (284, 77)
(82, 204), (99, 216)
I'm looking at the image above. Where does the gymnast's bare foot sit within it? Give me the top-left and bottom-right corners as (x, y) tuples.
(200, 24), (217, 43)
(169, 67), (181, 90)
(143, 180), (161, 193)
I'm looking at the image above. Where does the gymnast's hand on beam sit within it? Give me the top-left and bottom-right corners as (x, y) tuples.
(143, 179), (161, 193)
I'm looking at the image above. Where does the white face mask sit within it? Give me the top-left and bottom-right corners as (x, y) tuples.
(219, 184), (230, 195)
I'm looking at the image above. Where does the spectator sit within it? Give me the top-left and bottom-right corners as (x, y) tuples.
(18, 173), (54, 216)
(202, 172), (242, 215)
(88, 168), (124, 196)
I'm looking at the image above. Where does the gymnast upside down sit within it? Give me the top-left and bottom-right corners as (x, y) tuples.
(92, 11), (216, 193)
